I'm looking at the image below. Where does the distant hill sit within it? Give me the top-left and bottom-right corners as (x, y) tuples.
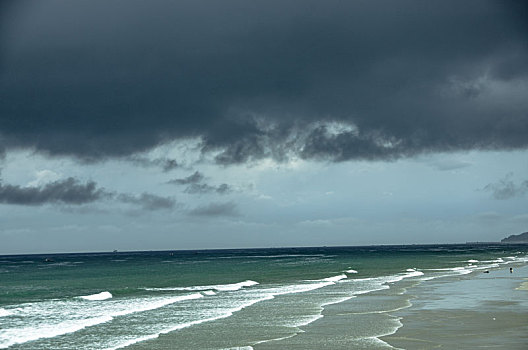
(501, 232), (528, 243)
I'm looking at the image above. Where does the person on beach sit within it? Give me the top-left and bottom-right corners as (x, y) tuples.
(510, 267), (513, 273)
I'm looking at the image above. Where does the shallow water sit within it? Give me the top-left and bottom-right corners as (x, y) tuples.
(382, 265), (528, 349)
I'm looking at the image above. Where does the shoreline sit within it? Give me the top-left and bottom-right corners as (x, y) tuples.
(251, 260), (528, 350)
(381, 265), (528, 349)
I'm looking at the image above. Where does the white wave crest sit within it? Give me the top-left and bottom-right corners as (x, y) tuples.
(426, 266), (467, 272)
(322, 274), (347, 282)
(215, 280), (259, 291)
(79, 291), (113, 301)
(391, 269), (424, 282)
(349, 269), (424, 289)
(143, 280), (259, 292)
(345, 269), (358, 273)
(0, 308), (12, 317)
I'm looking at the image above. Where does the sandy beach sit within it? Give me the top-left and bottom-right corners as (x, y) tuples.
(382, 265), (528, 349)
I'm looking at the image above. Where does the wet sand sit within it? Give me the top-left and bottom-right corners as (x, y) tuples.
(382, 265), (528, 349)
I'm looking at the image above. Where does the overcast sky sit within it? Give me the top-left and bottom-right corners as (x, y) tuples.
(1, 0), (527, 254)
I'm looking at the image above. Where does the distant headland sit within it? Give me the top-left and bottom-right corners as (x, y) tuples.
(465, 231), (528, 245)
(501, 232), (528, 244)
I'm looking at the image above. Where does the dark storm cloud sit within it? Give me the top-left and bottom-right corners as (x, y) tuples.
(117, 193), (176, 210)
(0, 178), (109, 205)
(188, 202), (238, 217)
(1, 0), (527, 163)
(482, 173), (528, 200)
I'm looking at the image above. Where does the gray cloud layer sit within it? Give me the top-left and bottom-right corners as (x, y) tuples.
(185, 183), (232, 195)
(188, 202), (238, 217)
(0, 177), (175, 210)
(0, 178), (108, 205)
(129, 157), (179, 172)
(117, 193), (176, 210)
(1, 1), (527, 163)
(168, 171), (204, 185)
(483, 174), (528, 200)
(168, 171), (232, 194)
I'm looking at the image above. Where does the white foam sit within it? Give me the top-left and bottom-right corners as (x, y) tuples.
(362, 316), (403, 349)
(362, 335), (402, 349)
(421, 255), (528, 282)
(103, 295), (272, 350)
(321, 274), (347, 282)
(352, 269), (424, 288)
(253, 334), (297, 346)
(0, 308), (12, 317)
(214, 280), (259, 291)
(386, 269), (424, 283)
(291, 314), (324, 328)
(113, 274), (350, 349)
(0, 315), (113, 348)
(143, 280), (259, 292)
(345, 269), (358, 273)
(348, 300), (413, 315)
(408, 270), (424, 277)
(422, 266), (473, 279)
(321, 295), (355, 306)
(266, 282), (333, 296)
(474, 263), (500, 270)
(420, 276), (437, 281)
(268, 273), (350, 297)
(79, 291), (113, 301)
(426, 266), (467, 272)
(346, 269), (425, 296)
(480, 257), (508, 265)
(0, 293), (204, 349)
(111, 293), (203, 317)
(102, 333), (160, 350)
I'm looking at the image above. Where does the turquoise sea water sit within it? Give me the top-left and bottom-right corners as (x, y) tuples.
(1, 244), (527, 349)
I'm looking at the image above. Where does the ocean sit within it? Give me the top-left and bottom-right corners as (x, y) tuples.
(1, 244), (527, 349)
